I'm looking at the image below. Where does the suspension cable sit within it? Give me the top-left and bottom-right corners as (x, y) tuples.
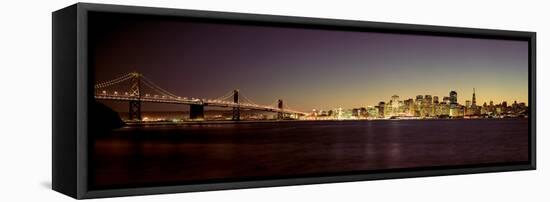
(94, 73), (133, 89)
(140, 75), (180, 98)
(213, 90), (235, 101)
(239, 92), (259, 105)
(141, 80), (179, 98)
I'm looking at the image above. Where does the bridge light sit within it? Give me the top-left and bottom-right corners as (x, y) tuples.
(125, 92), (128, 95)
(102, 90), (106, 94)
(114, 91), (118, 95)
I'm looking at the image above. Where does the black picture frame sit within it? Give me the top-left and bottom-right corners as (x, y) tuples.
(52, 3), (536, 199)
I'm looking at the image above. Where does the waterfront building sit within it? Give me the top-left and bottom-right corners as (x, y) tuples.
(415, 95), (423, 117)
(423, 95), (433, 117)
(472, 88), (477, 108)
(449, 91), (458, 117)
(391, 95), (400, 116)
(378, 101), (385, 118)
(404, 98), (415, 116)
(367, 106), (378, 118)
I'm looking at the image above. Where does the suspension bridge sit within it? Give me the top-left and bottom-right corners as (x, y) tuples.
(94, 72), (307, 121)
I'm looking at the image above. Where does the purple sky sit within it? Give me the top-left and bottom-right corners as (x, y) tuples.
(90, 12), (528, 112)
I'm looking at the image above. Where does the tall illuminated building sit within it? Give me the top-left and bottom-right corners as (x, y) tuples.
(449, 91), (458, 117)
(404, 98), (414, 116)
(465, 100), (472, 115)
(440, 96), (450, 117)
(450, 91), (458, 106)
(423, 95), (432, 117)
(391, 95), (400, 116)
(378, 101), (385, 118)
(415, 95), (423, 117)
(472, 88), (477, 108)
(432, 96), (440, 116)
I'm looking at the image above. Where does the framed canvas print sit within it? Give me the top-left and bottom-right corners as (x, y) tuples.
(52, 3), (536, 199)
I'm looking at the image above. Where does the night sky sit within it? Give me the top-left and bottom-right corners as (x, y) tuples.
(90, 12), (528, 112)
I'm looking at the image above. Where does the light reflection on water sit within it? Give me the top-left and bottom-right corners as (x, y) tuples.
(93, 119), (528, 188)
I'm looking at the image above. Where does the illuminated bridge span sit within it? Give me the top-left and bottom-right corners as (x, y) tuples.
(95, 72), (307, 121)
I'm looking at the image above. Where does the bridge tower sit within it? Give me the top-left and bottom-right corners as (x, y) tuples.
(189, 104), (204, 120)
(128, 72), (142, 121)
(232, 89), (240, 121)
(277, 99), (284, 120)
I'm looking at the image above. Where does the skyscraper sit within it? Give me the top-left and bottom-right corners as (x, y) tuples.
(472, 88), (477, 108)
(449, 91), (458, 117)
(378, 101), (385, 118)
(450, 91), (458, 106)
(424, 95), (433, 117)
(389, 95), (400, 116)
(404, 98), (414, 116)
(415, 95), (423, 117)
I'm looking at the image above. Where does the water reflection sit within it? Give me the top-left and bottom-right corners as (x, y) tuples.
(92, 119), (528, 188)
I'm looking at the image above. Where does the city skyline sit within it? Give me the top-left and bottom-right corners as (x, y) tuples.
(302, 90), (529, 111)
(90, 12), (528, 112)
(363, 88), (527, 108)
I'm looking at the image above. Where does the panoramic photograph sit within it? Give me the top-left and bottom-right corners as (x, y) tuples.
(88, 12), (529, 189)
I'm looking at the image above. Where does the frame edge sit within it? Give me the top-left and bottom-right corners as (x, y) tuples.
(67, 2), (537, 199)
(52, 3), (79, 199)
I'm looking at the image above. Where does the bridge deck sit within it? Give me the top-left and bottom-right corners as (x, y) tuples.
(95, 95), (304, 114)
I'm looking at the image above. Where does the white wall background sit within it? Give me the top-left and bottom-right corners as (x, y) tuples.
(0, 0), (547, 201)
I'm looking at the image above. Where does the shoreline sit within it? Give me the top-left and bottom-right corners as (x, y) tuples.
(123, 117), (528, 126)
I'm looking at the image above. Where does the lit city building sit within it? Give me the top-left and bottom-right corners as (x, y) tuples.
(304, 89), (527, 120)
